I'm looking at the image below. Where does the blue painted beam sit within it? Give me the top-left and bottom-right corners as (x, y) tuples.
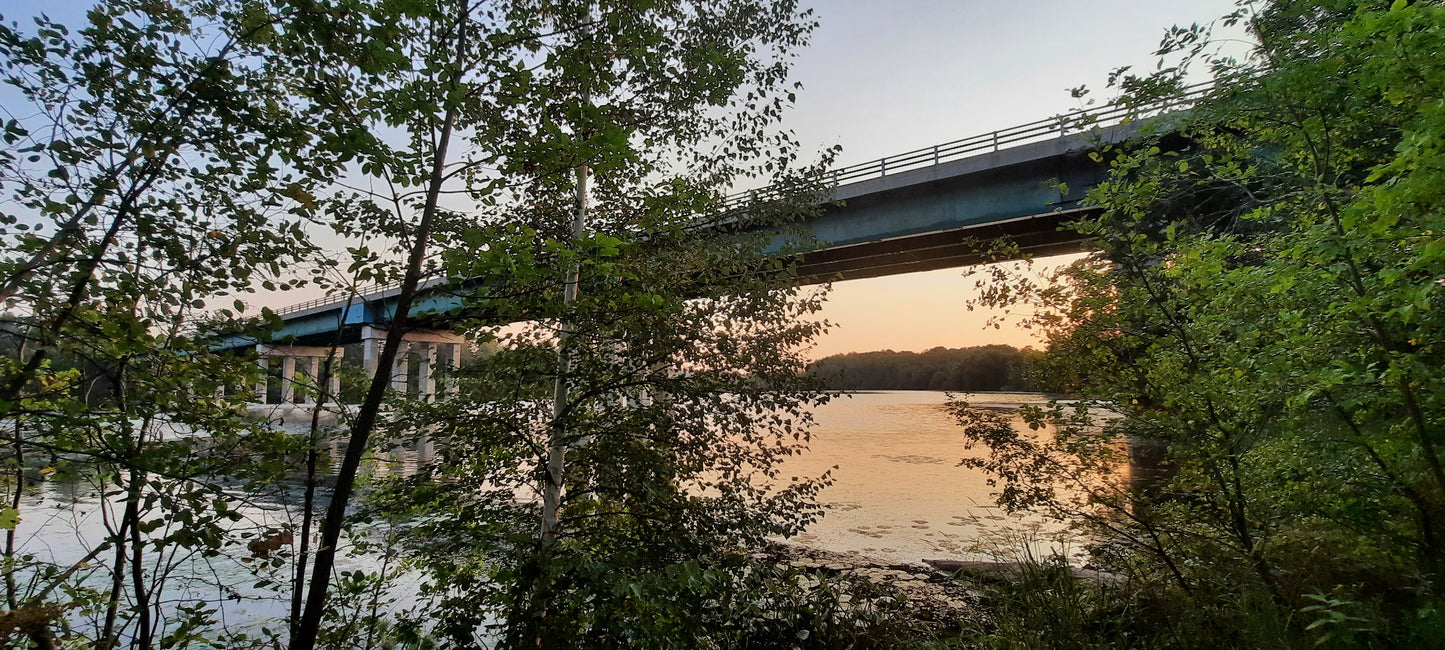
(223, 124), (1147, 350)
(785, 132), (1110, 280)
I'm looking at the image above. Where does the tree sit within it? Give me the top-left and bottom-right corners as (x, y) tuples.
(0, 1), (930, 646)
(378, 219), (845, 646)
(320, 0), (884, 644)
(267, 0), (856, 646)
(0, 1), (349, 646)
(274, 1), (488, 646)
(956, 0), (1445, 644)
(807, 345), (1042, 392)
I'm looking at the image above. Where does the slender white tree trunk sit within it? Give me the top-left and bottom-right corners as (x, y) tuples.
(542, 149), (589, 547)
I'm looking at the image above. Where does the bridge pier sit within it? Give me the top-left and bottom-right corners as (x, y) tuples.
(360, 326), (464, 401)
(256, 345), (343, 406)
(281, 356), (296, 403)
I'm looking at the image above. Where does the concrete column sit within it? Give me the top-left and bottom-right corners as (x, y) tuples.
(418, 343), (436, 401)
(256, 357), (269, 404)
(357, 329), (467, 399)
(280, 356), (296, 404)
(306, 356), (320, 404)
(448, 341), (462, 395)
(328, 350), (342, 403)
(391, 342), (409, 393)
(291, 356), (306, 405)
(362, 325), (384, 381)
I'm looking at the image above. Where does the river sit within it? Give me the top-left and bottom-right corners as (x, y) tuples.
(11, 389), (1070, 635)
(779, 390), (1072, 565)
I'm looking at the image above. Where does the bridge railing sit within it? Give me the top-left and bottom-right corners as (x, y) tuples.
(718, 81), (1211, 210)
(272, 275), (421, 317)
(271, 83), (1212, 317)
(272, 293), (354, 318)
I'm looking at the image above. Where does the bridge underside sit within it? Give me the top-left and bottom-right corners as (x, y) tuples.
(782, 131), (1110, 282)
(794, 209), (1091, 281)
(223, 130), (1119, 351)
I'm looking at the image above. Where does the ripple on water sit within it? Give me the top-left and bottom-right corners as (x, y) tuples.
(872, 454), (945, 465)
(778, 391), (1085, 565)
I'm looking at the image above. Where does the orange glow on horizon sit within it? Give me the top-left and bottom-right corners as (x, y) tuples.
(805, 253), (1084, 360)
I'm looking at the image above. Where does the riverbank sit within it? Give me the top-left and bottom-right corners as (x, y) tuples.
(766, 542), (1127, 643)
(777, 544), (977, 613)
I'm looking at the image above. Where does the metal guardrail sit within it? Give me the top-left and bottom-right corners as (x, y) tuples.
(272, 274), (437, 317)
(270, 292), (354, 317)
(718, 81), (1211, 210)
(272, 83), (1211, 318)
(274, 278), (394, 317)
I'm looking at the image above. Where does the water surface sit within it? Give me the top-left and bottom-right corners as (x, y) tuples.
(781, 390), (1071, 565)
(13, 390), (1070, 634)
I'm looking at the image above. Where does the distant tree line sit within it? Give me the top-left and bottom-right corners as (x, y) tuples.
(806, 345), (1043, 392)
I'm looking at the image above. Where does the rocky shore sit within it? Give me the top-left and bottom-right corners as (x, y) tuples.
(766, 543), (1123, 635)
(771, 544), (982, 625)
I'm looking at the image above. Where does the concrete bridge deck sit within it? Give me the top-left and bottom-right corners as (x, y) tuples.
(223, 87), (1201, 359)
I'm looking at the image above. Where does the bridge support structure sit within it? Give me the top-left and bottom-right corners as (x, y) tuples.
(250, 329), (466, 412)
(256, 345), (342, 406)
(361, 326), (465, 401)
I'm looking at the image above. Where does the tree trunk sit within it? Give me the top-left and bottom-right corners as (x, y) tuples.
(289, 345), (339, 644)
(289, 11), (470, 648)
(5, 418), (22, 610)
(127, 466), (153, 650)
(542, 160), (589, 547)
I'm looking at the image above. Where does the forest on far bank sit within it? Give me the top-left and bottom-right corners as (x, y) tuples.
(806, 345), (1044, 392)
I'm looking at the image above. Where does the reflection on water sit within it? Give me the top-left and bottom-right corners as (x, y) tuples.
(781, 390), (1075, 565)
(16, 479), (305, 633)
(15, 390), (1075, 634)
(256, 394), (1076, 571)
(11, 436), (425, 638)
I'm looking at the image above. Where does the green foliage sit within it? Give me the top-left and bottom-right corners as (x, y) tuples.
(0, 1), (369, 647)
(249, 0), (868, 646)
(314, 0), (881, 645)
(954, 0), (1445, 646)
(375, 217), (853, 645)
(953, 554), (1294, 650)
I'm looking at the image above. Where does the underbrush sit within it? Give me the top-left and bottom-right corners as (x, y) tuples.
(564, 555), (941, 649)
(941, 554), (1445, 650)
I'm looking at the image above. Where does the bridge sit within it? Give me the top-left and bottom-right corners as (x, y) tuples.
(230, 88), (1201, 409)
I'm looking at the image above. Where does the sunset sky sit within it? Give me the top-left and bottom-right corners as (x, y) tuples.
(783, 0), (1247, 358)
(0, 0), (1248, 356)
